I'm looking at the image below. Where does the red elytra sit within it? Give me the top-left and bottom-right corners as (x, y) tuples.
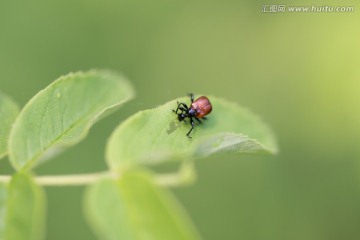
(191, 96), (212, 118)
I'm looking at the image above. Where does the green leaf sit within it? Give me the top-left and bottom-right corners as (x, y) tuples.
(0, 182), (7, 238)
(8, 70), (135, 171)
(0, 92), (19, 159)
(84, 171), (200, 240)
(4, 173), (45, 240)
(107, 96), (278, 170)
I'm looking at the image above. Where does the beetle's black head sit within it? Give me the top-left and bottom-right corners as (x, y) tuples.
(177, 113), (187, 121)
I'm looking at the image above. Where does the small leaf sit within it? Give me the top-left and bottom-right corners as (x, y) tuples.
(0, 182), (7, 238)
(107, 96), (277, 170)
(9, 70), (135, 171)
(84, 171), (200, 240)
(0, 92), (19, 159)
(4, 173), (45, 240)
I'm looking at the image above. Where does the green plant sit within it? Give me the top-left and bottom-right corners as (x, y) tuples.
(0, 70), (278, 240)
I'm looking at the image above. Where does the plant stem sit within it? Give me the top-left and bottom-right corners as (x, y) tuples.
(0, 171), (189, 187)
(36, 172), (118, 186)
(0, 172), (117, 186)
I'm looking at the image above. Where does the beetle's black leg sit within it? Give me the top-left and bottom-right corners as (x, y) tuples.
(178, 106), (187, 112)
(179, 103), (189, 109)
(174, 103), (188, 114)
(176, 103), (188, 111)
(189, 93), (194, 103)
(202, 116), (207, 120)
(195, 117), (202, 124)
(187, 118), (195, 138)
(174, 103), (181, 113)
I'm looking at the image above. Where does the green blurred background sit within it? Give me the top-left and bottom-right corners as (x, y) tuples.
(1, 1), (360, 239)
